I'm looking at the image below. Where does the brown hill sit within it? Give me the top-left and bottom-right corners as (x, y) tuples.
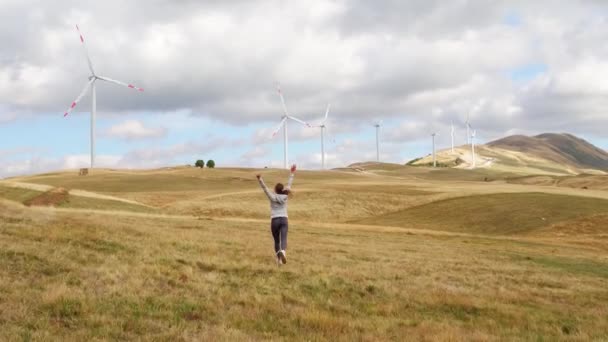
(487, 133), (608, 171)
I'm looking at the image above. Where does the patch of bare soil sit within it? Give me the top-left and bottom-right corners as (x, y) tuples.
(24, 188), (69, 207)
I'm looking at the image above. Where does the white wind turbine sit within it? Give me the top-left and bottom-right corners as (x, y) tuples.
(431, 132), (438, 167)
(471, 129), (477, 169)
(450, 121), (455, 154)
(374, 120), (383, 162)
(272, 84), (310, 169)
(465, 110), (471, 145)
(311, 103), (331, 170)
(63, 25), (144, 169)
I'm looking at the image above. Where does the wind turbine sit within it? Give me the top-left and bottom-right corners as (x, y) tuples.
(272, 84), (310, 169)
(311, 103), (331, 170)
(465, 110), (471, 145)
(450, 121), (455, 154)
(431, 132), (437, 167)
(471, 129), (477, 169)
(63, 25), (144, 169)
(374, 120), (383, 162)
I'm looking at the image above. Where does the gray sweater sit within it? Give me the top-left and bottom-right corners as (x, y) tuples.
(258, 173), (295, 218)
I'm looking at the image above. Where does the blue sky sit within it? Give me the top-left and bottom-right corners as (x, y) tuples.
(0, 110), (431, 173)
(2, 1), (608, 177)
(509, 64), (548, 83)
(0, 103), (528, 176)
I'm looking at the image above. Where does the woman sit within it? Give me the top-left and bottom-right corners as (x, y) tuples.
(256, 164), (296, 266)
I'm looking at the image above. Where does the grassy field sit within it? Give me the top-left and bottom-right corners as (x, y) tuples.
(356, 192), (608, 234)
(1, 165), (607, 340)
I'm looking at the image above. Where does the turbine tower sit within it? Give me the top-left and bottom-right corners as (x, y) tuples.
(431, 132), (437, 167)
(63, 25), (144, 169)
(471, 129), (477, 169)
(311, 103), (331, 170)
(465, 110), (471, 145)
(272, 84), (310, 169)
(450, 121), (455, 154)
(374, 121), (382, 162)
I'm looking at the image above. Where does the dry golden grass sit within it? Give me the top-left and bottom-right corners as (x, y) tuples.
(356, 192), (608, 234)
(508, 174), (608, 191)
(410, 145), (581, 175)
(1, 166), (607, 340)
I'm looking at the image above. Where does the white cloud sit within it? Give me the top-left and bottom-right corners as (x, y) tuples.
(3, 1), (608, 175)
(0, 111), (18, 124)
(105, 120), (167, 140)
(0, 153), (121, 178)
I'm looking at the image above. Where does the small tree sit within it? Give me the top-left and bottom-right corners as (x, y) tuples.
(206, 160), (215, 168)
(195, 159), (205, 168)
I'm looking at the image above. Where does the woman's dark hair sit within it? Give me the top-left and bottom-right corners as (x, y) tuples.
(274, 183), (291, 196)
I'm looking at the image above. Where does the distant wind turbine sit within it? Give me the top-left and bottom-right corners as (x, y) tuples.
(272, 84), (310, 169)
(465, 110), (471, 145)
(450, 121), (455, 154)
(431, 132), (437, 167)
(471, 129), (477, 169)
(374, 120), (383, 162)
(311, 103), (331, 170)
(63, 25), (144, 169)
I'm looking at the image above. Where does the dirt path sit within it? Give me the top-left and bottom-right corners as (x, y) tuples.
(0, 181), (153, 207)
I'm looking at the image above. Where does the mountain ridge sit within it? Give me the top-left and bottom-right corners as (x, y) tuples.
(408, 132), (608, 175)
(487, 133), (608, 171)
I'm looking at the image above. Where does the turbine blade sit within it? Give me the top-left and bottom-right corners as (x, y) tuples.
(322, 103), (331, 124)
(63, 78), (95, 117)
(271, 117), (287, 137)
(97, 75), (144, 91)
(276, 83), (290, 117)
(76, 25), (96, 75)
(287, 115), (310, 127)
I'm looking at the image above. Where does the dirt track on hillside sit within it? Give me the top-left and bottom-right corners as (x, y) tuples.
(0, 181), (152, 207)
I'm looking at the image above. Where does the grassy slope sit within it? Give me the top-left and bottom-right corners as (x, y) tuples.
(12, 168), (364, 194)
(508, 174), (608, 191)
(2, 167), (608, 340)
(0, 185), (152, 213)
(409, 145), (579, 176)
(0, 185), (43, 203)
(356, 193), (608, 234)
(349, 162), (522, 182)
(1, 200), (607, 341)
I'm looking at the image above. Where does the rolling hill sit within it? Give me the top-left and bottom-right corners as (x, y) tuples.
(1, 166), (608, 340)
(487, 133), (608, 171)
(410, 132), (608, 175)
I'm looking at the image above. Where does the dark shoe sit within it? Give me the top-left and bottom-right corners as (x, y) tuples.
(279, 250), (287, 264)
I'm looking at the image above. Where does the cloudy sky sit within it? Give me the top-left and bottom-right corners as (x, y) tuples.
(2, 0), (608, 177)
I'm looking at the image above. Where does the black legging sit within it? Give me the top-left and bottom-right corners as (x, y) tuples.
(271, 217), (288, 253)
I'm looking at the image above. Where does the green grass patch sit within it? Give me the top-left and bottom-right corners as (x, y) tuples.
(44, 297), (83, 327)
(517, 254), (608, 279)
(18, 172), (249, 193)
(57, 195), (154, 213)
(0, 185), (43, 203)
(355, 192), (608, 234)
(0, 185), (151, 213)
(57, 237), (132, 255)
(0, 250), (69, 277)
